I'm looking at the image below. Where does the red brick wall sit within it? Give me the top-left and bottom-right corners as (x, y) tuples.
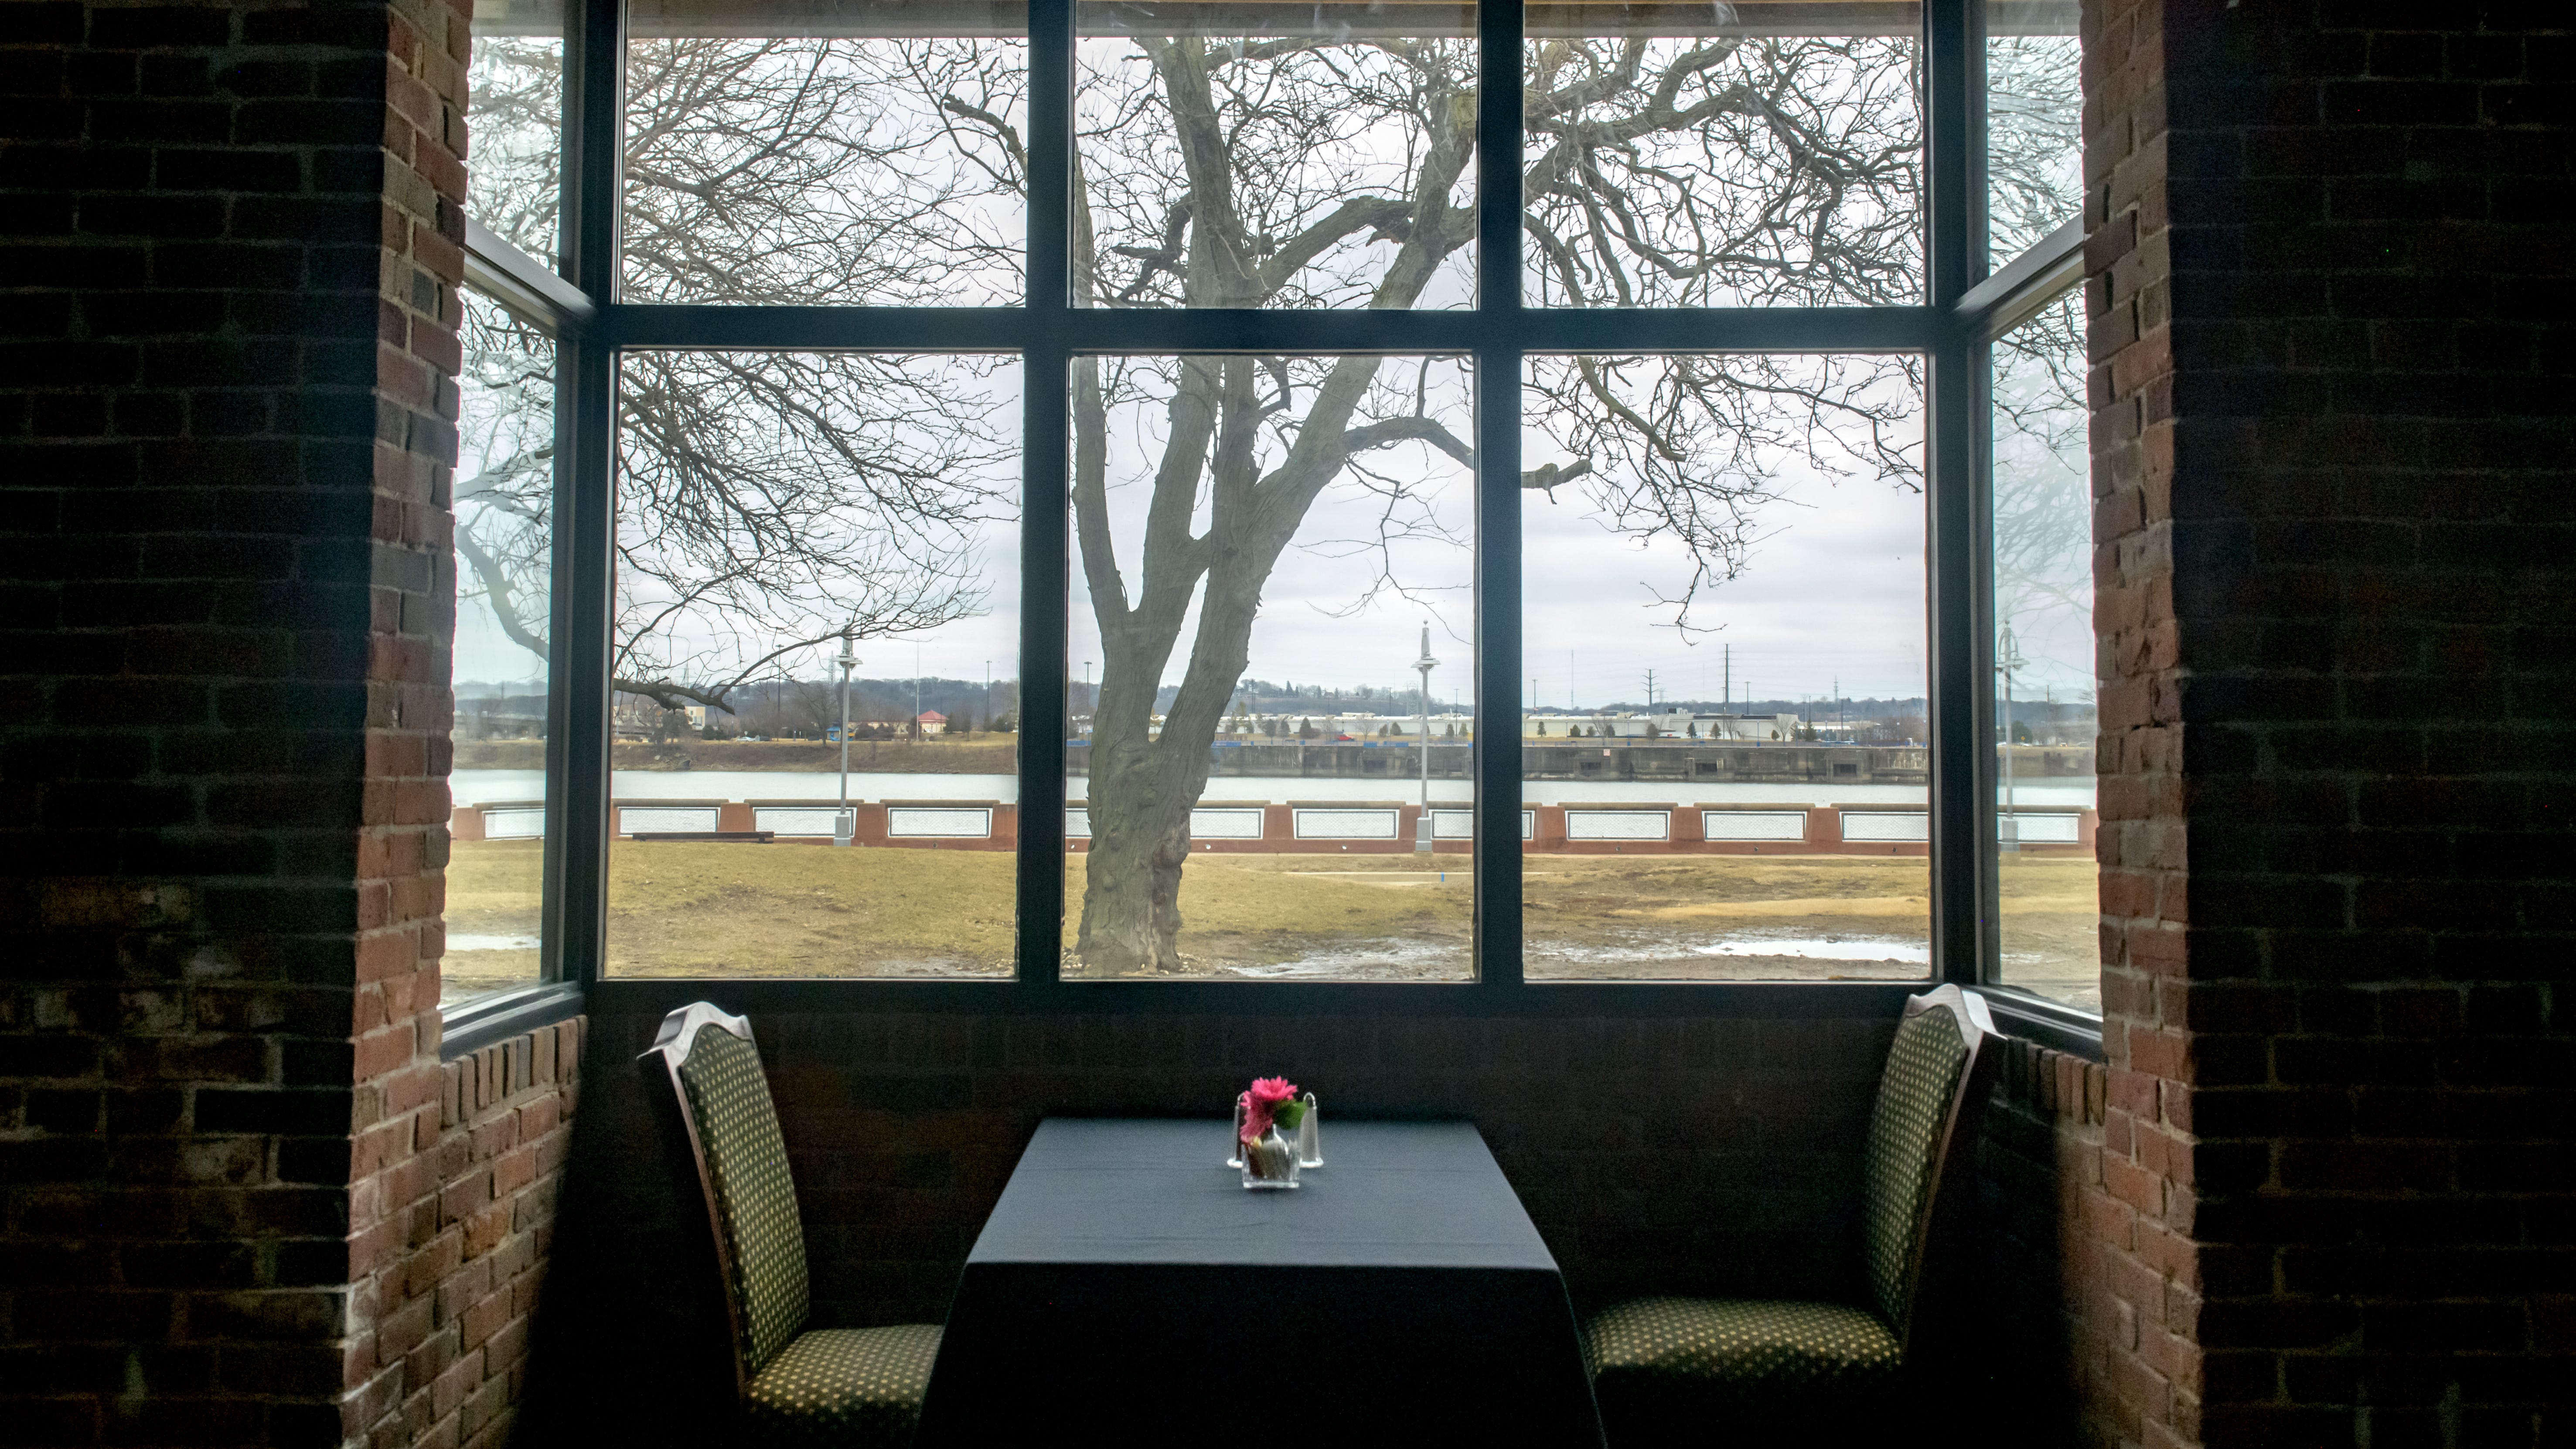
(2085, 0), (2195, 1442)
(340, 0), (482, 1440)
(2087, 3), (2576, 1446)
(353, 1021), (581, 1449)
(0, 2), (579, 1444)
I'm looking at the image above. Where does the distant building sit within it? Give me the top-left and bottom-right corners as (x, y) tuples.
(917, 710), (947, 735)
(1522, 711), (1799, 741)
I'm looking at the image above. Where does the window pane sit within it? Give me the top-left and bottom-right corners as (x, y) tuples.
(1066, 355), (1475, 979)
(447, 288), (556, 1006)
(1987, 1), (2082, 260)
(1074, 3), (1477, 310)
(1524, 2), (1923, 307)
(604, 353), (1021, 978)
(1992, 290), (2096, 1010)
(468, 0), (565, 268)
(1523, 354), (1929, 980)
(623, 1), (1028, 305)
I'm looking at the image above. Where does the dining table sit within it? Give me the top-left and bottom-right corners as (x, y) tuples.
(913, 1117), (1605, 1446)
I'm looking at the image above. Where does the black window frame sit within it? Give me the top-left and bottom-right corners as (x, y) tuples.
(443, 0), (2104, 1059)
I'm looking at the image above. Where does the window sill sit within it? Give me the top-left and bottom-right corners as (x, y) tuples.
(1971, 984), (2104, 1060)
(440, 981), (587, 1061)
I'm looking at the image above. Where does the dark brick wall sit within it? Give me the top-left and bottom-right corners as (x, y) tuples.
(2089, 2), (2576, 1446)
(1978, 1036), (2116, 1442)
(0, 1), (576, 1444)
(526, 1004), (1903, 1439)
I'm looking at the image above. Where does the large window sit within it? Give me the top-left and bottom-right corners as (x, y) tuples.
(452, 0), (2098, 1044)
(444, 0), (569, 1020)
(622, 5), (1028, 306)
(448, 290), (559, 1007)
(1064, 353), (1478, 980)
(1989, 289), (2094, 1011)
(1523, 353), (1930, 982)
(604, 351), (1021, 979)
(1527, 4), (1924, 308)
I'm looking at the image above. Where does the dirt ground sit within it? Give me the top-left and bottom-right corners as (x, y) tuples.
(443, 840), (2100, 1009)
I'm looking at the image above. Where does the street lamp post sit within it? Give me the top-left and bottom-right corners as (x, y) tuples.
(836, 644), (858, 846)
(1997, 619), (2024, 852)
(1413, 624), (1437, 853)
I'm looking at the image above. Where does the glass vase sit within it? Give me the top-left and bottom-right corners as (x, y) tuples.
(1239, 1125), (1301, 1189)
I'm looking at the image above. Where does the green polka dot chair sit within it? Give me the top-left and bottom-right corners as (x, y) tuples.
(1584, 985), (2004, 1443)
(640, 1003), (942, 1446)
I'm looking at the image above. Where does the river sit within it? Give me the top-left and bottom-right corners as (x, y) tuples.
(452, 769), (2097, 810)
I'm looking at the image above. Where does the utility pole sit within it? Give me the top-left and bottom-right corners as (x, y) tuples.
(983, 659), (991, 735)
(1643, 668), (1657, 712)
(1414, 623), (1438, 853)
(1722, 644), (1731, 714)
(913, 641), (922, 741)
(835, 643), (857, 846)
(1998, 620), (2026, 850)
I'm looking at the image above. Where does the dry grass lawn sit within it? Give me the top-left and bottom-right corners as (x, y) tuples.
(444, 840), (2098, 1005)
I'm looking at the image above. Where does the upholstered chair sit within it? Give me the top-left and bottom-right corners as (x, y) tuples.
(640, 1003), (943, 1446)
(1583, 984), (2005, 1442)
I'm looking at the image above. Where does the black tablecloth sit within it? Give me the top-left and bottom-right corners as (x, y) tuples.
(915, 1119), (1604, 1446)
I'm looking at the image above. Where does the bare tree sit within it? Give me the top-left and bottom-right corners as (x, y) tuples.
(461, 36), (1023, 715)
(1990, 290), (2090, 676)
(1984, 32), (2084, 258)
(456, 296), (557, 672)
(1983, 35), (2089, 685)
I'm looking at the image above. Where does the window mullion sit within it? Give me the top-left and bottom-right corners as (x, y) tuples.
(1472, 0), (1523, 990)
(549, 0), (628, 988)
(1019, 0), (1075, 988)
(1926, 0), (1987, 988)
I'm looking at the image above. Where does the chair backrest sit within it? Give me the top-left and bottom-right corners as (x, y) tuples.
(638, 1002), (813, 1400)
(1858, 984), (2004, 1352)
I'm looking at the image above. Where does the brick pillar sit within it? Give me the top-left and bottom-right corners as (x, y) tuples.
(0, 2), (574, 1445)
(2085, 0), (2194, 1441)
(2085, 3), (2576, 1446)
(340, 0), (468, 1442)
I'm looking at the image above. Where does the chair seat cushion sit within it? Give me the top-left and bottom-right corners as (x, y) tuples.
(747, 1323), (944, 1445)
(1587, 1296), (1901, 1408)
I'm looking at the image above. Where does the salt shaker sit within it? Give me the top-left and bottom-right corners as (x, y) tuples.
(1296, 1091), (1322, 1168)
(1226, 1092), (1247, 1169)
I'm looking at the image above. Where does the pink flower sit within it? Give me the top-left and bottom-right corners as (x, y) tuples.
(1240, 1077), (1298, 1143)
